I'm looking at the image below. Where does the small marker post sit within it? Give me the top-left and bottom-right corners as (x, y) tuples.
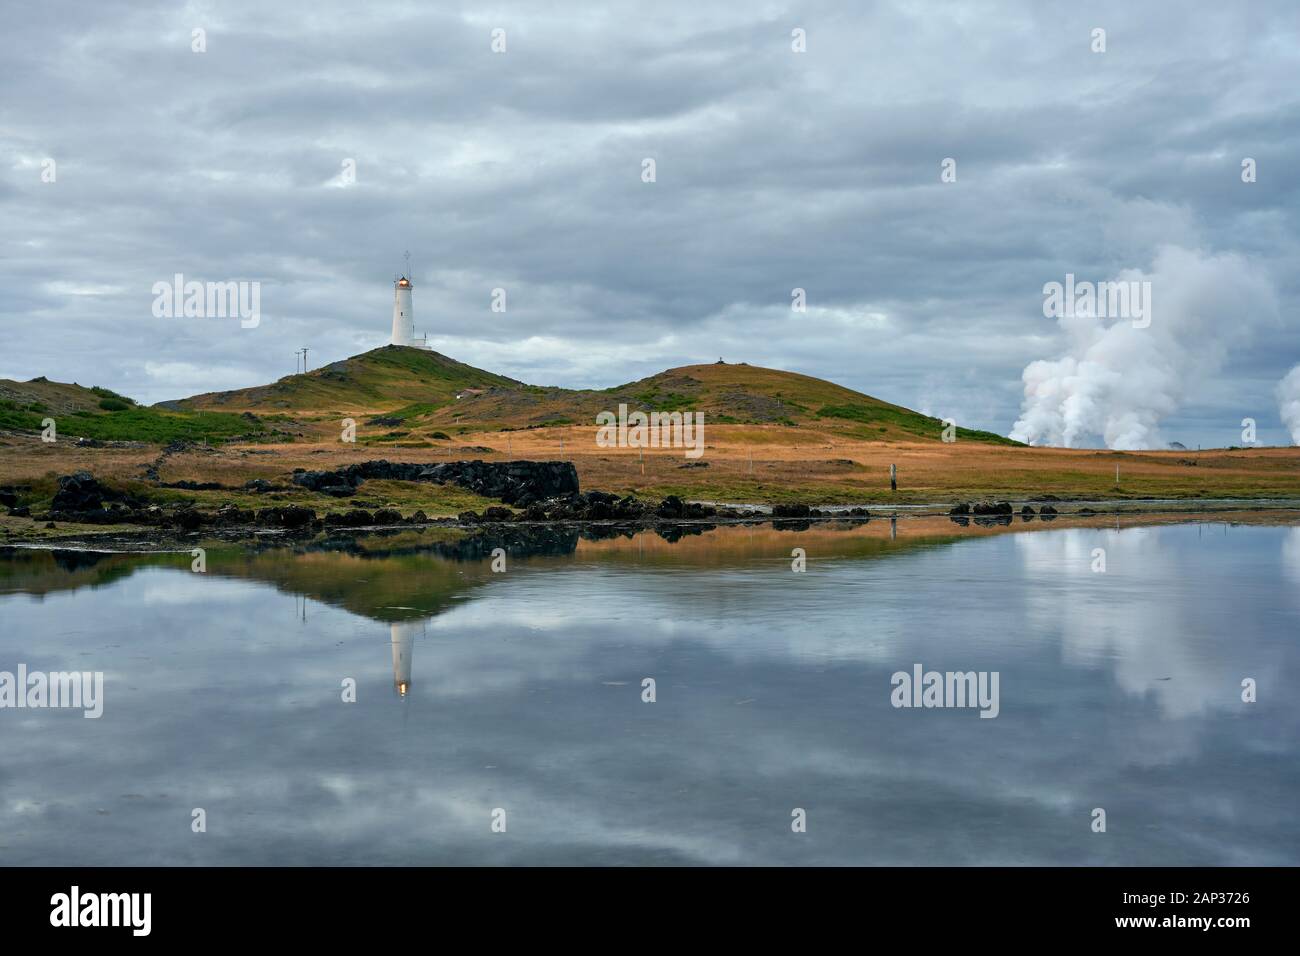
(890, 463), (897, 492)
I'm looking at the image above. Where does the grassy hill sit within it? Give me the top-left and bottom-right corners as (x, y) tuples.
(166, 345), (522, 415)
(0, 376), (271, 443)
(162, 347), (1020, 446)
(6, 349), (1300, 518)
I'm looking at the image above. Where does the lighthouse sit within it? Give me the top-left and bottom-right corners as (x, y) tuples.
(390, 275), (428, 348)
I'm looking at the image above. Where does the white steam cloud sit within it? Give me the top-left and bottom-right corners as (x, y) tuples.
(1278, 365), (1300, 445)
(1010, 246), (1277, 450)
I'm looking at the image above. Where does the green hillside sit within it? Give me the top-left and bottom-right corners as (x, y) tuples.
(0, 376), (270, 443)
(4, 348), (1020, 447)
(267, 353), (1020, 445)
(166, 345), (522, 414)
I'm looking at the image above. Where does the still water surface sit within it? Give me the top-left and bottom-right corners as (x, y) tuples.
(2, 518), (1297, 865)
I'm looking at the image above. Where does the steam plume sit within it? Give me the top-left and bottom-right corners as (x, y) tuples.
(1010, 247), (1276, 449)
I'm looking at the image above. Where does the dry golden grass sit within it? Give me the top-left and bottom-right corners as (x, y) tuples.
(3, 422), (1299, 510)
(472, 424), (1300, 503)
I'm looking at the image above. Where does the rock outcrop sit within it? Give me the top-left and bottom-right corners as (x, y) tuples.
(49, 472), (146, 520)
(291, 459), (579, 506)
(771, 503), (811, 518)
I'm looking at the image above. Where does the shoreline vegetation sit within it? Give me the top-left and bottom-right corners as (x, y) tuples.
(2, 348), (1298, 547)
(4, 508), (1297, 556)
(1, 438), (1298, 548)
(3, 434), (1300, 548)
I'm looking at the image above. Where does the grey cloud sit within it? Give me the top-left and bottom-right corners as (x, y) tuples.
(1, 0), (1298, 443)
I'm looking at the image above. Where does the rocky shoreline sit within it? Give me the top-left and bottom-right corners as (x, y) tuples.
(3, 462), (1297, 550)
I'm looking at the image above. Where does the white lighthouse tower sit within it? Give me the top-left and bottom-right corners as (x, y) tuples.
(390, 275), (428, 348)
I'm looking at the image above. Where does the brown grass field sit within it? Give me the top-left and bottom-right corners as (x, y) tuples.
(3, 419), (1300, 531)
(7, 351), (1298, 523)
(491, 424), (1300, 504)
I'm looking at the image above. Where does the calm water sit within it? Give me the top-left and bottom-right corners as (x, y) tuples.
(2, 518), (1298, 866)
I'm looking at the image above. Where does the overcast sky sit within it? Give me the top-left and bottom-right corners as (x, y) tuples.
(2, 1), (1297, 447)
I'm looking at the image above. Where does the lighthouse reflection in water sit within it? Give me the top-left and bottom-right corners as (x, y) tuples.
(390, 621), (420, 698)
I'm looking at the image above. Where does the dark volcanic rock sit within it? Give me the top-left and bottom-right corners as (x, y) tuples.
(49, 472), (146, 521)
(52, 472), (110, 511)
(654, 496), (714, 520)
(1039, 505), (1058, 515)
(173, 509), (203, 531)
(772, 503), (812, 518)
(615, 495), (648, 518)
(1020, 505), (1036, 515)
(325, 509), (374, 527)
(656, 495), (685, 519)
(291, 459), (578, 506)
(949, 502), (971, 515)
(972, 501), (1013, 515)
(372, 508), (403, 525)
(255, 506), (315, 529)
(293, 468), (363, 493)
(213, 505), (255, 527)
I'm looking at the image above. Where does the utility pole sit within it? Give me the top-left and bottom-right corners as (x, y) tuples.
(302, 347), (310, 372)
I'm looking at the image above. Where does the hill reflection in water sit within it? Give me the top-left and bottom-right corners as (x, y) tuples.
(1, 517), (1297, 866)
